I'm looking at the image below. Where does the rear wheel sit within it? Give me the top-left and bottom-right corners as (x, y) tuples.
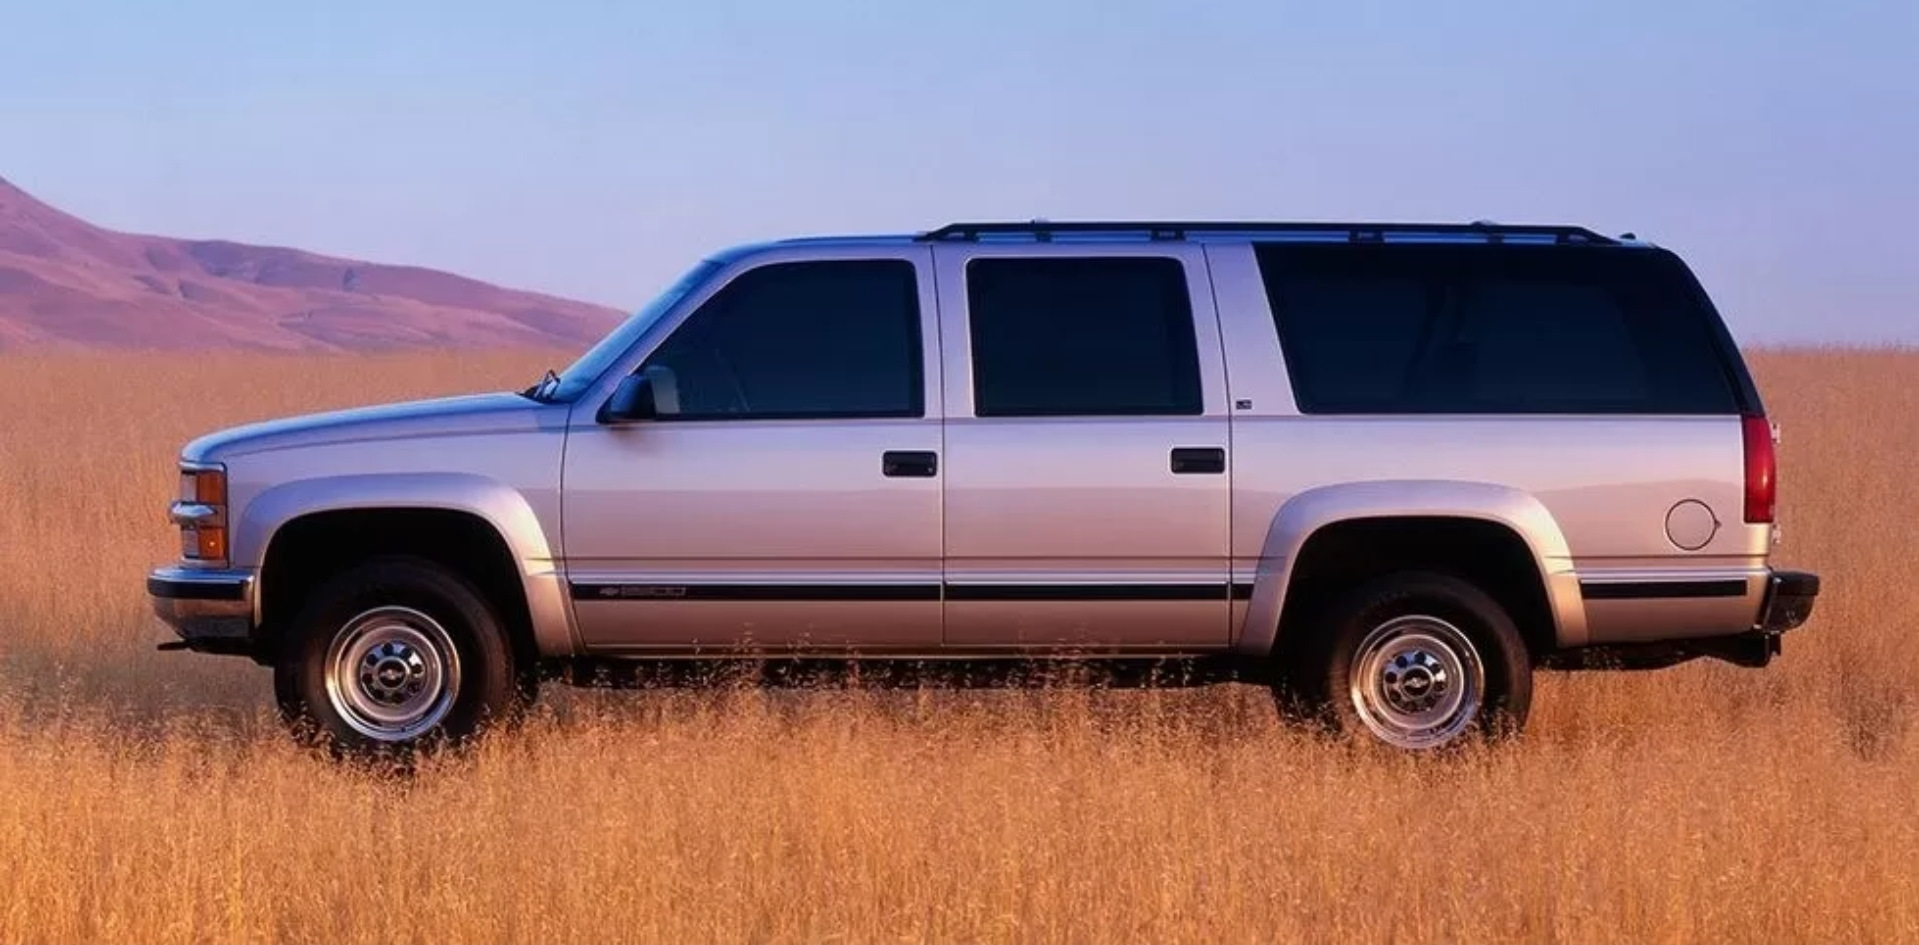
(1278, 571), (1532, 750)
(274, 556), (530, 756)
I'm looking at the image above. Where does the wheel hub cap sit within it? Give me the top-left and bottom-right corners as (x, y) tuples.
(323, 606), (462, 742)
(1382, 651), (1449, 713)
(362, 643), (427, 705)
(1348, 615), (1485, 749)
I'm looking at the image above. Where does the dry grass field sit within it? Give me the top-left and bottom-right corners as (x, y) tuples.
(0, 347), (1913, 944)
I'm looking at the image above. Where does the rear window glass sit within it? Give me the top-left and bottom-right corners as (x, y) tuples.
(1254, 243), (1743, 414)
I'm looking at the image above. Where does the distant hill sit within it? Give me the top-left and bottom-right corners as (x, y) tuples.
(0, 174), (624, 351)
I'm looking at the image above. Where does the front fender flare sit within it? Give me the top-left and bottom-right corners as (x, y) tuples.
(236, 472), (577, 657)
(1234, 480), (1587, 656)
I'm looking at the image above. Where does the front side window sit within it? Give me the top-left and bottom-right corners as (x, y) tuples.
(637, 259), (924, 420)
(965, 256), (1203, 417)
(548, 256), (728, 402)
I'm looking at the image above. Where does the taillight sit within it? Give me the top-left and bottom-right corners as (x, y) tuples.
(1742, 414), (1776, 524)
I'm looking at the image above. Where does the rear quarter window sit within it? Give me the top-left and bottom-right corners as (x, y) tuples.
(1254, 243), (1749, 415)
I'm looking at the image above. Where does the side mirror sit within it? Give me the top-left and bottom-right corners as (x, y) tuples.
(598, 373), (658, 424)
(597, 366), (680, 424)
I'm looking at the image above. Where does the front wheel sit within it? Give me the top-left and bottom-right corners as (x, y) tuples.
(1279, 572), (1532, 750)
(274, 557), (530, 756)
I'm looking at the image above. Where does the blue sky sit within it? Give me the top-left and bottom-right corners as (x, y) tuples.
(3, 0), (1914, 343)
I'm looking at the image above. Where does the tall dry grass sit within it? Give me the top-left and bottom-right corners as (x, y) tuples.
(0, 347), (1914, 944)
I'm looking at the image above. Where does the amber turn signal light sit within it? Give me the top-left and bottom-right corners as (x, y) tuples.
(189, 526), (228, 561)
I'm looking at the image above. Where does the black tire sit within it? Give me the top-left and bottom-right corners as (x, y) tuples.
(273, 556), (531, 756)
(1277, 571), (1531, 750)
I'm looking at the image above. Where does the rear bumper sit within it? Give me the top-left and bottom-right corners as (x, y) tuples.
(1541, 566), (1821, 672)
(1756, 568), (1819, 634)
(148, 566), (256, 655)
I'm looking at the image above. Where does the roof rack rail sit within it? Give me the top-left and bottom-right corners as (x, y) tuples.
(915, 220), (1618, 246)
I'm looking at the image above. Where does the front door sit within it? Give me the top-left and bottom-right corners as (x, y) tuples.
(561, 247), (943, 652)
(931, 244), (1235, 650)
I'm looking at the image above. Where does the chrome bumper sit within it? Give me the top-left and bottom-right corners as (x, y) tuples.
(148, 565), (256, 654)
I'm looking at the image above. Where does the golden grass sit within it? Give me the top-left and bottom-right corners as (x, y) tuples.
(0, 347), (1914, 944)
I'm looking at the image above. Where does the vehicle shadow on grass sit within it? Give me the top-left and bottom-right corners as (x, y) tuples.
(0, 623), (1294, 765)
(0, 607), (1535, 768)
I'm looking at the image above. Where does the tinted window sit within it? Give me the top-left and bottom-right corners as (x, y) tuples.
(1255, 243), (1744, 414)
(551, 257), (727, 402)
(967, 257), (1203, 417)
(639, 259), (923, 419)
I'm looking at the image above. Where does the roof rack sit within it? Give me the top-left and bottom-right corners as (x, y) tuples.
(915, 220), (1619, 246)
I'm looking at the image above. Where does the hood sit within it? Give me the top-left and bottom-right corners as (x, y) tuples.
(182, 392), (556, 462)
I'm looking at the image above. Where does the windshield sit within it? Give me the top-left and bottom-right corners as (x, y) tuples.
(544, 256), (727, 402)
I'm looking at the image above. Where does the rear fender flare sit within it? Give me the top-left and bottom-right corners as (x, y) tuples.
(1234, 480), (1586, 655)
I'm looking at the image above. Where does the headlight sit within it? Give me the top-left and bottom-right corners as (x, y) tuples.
(172, 462), (229, 564)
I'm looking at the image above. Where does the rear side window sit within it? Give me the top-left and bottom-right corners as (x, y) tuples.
(966, 256), (1203, 417)
(1254, 243), (1744, 414)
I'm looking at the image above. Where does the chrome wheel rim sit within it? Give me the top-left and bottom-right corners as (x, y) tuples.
(1348, 614), (1484, 749)
(323, 606), (461, 742)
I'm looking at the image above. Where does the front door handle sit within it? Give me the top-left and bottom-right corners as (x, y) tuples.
(882, 450), (938, 478)
(1170, 447), (1225, 475)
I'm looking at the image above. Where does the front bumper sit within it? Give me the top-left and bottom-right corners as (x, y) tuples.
(148, 565), (256, 655)
(1757, 568), (1820, 634)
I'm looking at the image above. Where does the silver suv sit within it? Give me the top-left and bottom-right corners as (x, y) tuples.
(148, 220), (1821, 753)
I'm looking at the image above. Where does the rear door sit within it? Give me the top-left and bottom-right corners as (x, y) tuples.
(931, 243), (1235, 650)
(1252, 241), (1768, 643)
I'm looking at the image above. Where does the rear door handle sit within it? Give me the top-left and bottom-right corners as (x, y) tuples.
(1170, 447), (1226, 475)
(882, 450), (938, 478)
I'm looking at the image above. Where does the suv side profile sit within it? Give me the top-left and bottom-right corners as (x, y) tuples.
(147, 220), (1820, 754)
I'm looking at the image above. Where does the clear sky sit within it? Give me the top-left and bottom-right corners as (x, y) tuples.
(3, 0), (1914, 343)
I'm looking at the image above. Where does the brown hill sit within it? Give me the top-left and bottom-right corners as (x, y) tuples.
(0, 174), (625, 351)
